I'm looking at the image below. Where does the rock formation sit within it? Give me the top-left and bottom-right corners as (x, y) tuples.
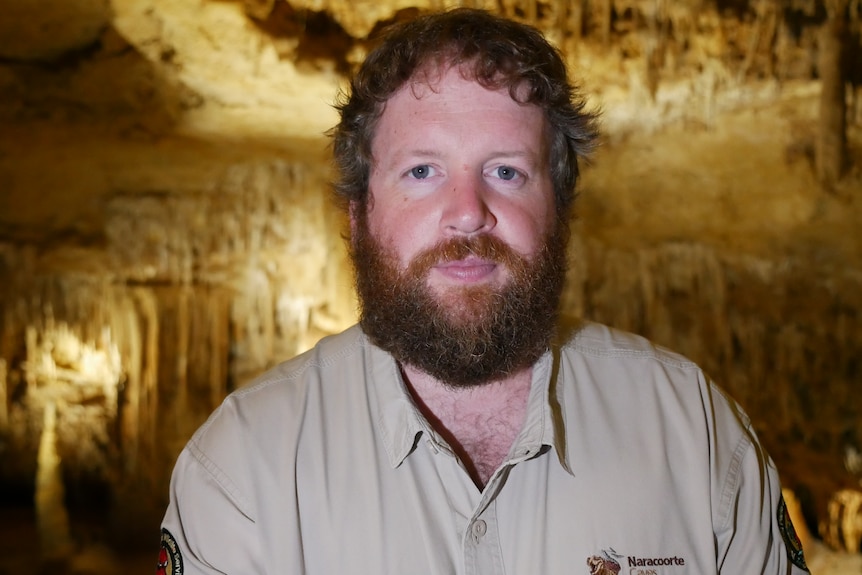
(0, 0), (860, 559)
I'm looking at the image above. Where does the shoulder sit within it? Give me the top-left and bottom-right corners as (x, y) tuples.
(233, 324), (368, 401)
(557, 318), (700, 371)
(190, 325), (372, 447)
(553, 318), (749, 428)
(172, 326), (379, 507)
(237, 324), (368, 403)
(553, 319), (758, 481)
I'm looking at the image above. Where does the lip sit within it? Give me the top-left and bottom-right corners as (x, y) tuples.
(432, 257), (498, 282)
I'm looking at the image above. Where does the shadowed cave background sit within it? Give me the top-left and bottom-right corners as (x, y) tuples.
(0, 0), (861, 572)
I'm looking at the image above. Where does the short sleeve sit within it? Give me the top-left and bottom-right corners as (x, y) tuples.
(159, 445), (264, 575)
(715, 434), (810, 574)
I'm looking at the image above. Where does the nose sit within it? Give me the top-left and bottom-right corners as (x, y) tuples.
(440, 172), (496, 236)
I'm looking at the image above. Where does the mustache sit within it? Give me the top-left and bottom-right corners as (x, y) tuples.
(407, 234), (524, 275)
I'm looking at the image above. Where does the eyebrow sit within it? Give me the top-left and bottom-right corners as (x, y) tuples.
(400, 149), (444, 160)
(395, 149), (540, 162)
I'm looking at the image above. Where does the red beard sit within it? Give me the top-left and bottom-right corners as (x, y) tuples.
(350, 212), (568, 387)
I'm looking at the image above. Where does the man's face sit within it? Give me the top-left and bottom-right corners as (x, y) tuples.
(362, 65), (556, 293)
(351, 65), (566, 387)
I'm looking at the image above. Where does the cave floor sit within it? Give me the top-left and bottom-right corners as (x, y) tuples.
(0, 507), (154, 575)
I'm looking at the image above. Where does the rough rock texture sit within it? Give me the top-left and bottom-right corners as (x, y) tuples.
(0, 0), (112, 62)
(0, 0), (861, 567)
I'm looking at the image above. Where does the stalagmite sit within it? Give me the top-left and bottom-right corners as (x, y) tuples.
(0, 359), (7, 432)
(822, 489), (862, 553)
(35, 401), (74, 565)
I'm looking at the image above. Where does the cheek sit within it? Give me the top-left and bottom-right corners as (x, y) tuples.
(366, 206), (423, 265)
(374, 193), (435, 231)
(502, 205), (555, 253)
(530, 192), (558, 239)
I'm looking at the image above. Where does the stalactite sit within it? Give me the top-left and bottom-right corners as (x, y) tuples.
(817, 0), (849, 186)
(231, 267), (276, 383)
(115, 291), (141, 478)
(207, 288), (230, 409)
(567, 0), (584, 40)
(175, 286), (191, 418)
(738, 0), (778, 81)
(525, 0), (537, 23)
(133, 288), (160, 481)
(642, 0), (667, 100)
(600, 0), (613, 45)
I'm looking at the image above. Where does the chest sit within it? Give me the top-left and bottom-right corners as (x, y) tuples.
(445, 409), (524, 486)
(271, 440), (717, 575)
(417, 380), (531, 487)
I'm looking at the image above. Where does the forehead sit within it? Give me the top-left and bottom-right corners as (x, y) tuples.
(398, 60), (533, 105)
(375, 64), (546, 137)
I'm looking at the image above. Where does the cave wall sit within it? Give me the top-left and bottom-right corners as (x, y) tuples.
(0, 0), (861, 550)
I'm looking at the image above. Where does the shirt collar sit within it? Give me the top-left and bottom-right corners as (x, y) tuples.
(510, 348), (573, 474)
(366, 332), (572, 474)
(364, 334), (427, 467)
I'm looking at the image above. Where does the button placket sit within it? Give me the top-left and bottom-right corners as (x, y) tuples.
(463, 504), (504, 575)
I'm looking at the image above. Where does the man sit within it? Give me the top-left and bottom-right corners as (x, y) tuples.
(159, 8), (810, 574)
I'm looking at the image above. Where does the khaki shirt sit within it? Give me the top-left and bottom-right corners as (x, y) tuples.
(160, 322), (809, 574)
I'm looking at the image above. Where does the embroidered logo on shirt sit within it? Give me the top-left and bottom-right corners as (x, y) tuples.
(157, 528), (184, 575)
(777, 494), (809, 571)
(587, 549), (622, 574)
(588, 548), (688, 574)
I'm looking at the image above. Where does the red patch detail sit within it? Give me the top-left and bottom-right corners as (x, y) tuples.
(158, 528), (184, 575)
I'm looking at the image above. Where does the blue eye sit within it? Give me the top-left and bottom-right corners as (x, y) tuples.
(410, 165), (432, 179)
(496, 166), (519, 181)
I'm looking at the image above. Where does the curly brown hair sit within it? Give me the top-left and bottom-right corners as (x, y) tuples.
(329, 7), (600, 217)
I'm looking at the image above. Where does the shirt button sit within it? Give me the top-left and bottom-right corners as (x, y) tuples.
(471, 520), (487, 543)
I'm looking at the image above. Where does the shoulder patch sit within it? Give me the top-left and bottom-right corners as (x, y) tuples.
(777, 494), (809, 572)
(158, 528), (184, 575)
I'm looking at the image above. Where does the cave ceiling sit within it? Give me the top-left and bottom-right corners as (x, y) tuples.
(0, 0), (859, 247)
(1, 0), (857, 122)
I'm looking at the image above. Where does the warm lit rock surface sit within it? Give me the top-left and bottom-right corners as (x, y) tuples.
(0, 0), (860, 561)
(0, 0), (111, 62)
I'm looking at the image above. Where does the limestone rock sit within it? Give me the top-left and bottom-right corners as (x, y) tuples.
(0, 0), (111, 62)
(0, 0), (860, 560)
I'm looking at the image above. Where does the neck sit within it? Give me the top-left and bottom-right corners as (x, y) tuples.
(401, 364), (533, 489)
